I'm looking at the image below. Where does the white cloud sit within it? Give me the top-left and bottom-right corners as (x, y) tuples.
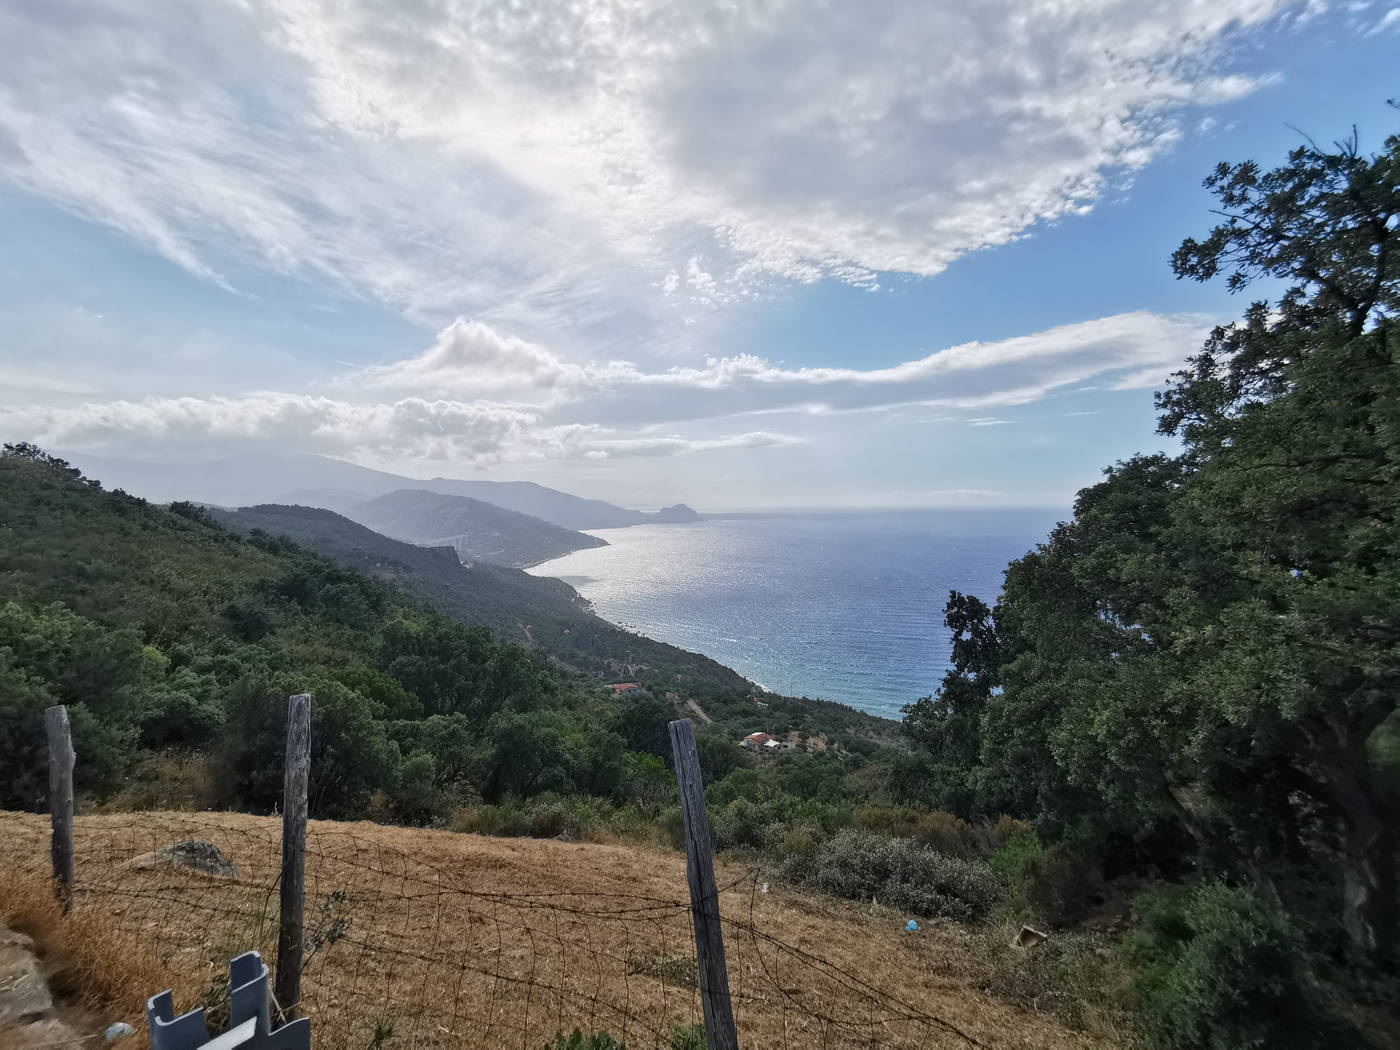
(354, 319), (588, 394)
(1366, 7), (1400, 32)
(0, 0), (1290, 347)
(343, 310), (1208, 420)
(3, 307), (1200, 467)
(0, 392), (801, 465)
(587, 431), (801, 458)
(3, 394), (539, 462)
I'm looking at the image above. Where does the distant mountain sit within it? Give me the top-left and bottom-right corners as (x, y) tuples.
(209, 503), (754, 698)
(344, 489), (606, 568)
(60, 451), (700, 531)
(418, 479), (700, 530)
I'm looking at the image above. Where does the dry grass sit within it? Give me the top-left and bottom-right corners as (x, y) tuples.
(0, 811), (1118, 1049)
(0, 871), (198, 1044)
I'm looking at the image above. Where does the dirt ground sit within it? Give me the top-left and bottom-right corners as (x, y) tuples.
(0, 811), (1116, 1049)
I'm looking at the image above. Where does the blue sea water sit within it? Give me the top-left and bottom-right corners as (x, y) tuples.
(529, 509), (1063, 720)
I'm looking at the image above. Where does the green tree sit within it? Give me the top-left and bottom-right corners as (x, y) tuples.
(901, 591), (1000, 814)
(609, 693), (673, 759)
(216, 673), (401, 819)
(1160, 129), (1399, 963)
(905, 126), (1400, 966)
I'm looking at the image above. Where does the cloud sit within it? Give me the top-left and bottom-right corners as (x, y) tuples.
(355, 319), (588, 394)
(586, 431), (801, 458)
(4, 308), (1202, 468)
(1366, 7), (1400, 32)
(344, 310), (1209, 420)
(3, 394), (539, 461)
(0, 0), (1290, 346)
(1, 393), (799, 465)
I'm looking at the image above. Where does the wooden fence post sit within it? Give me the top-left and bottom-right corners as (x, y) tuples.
(275, 693), (311, 1019)
(669, 718), (740, 1050)
(44, 705), (75, 913)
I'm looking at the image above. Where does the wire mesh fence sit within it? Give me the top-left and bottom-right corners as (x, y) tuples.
(0, 810), (985, 1049)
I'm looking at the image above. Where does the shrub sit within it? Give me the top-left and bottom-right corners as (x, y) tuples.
(785, 829), (1001, 920)
(987, 831), (1042, 882)
(985, 815), (1034, 852)
(968, 920), (1130, 1035)
(99, 751), (216, 811)
(852, 806), (975, 858)
(1017, 842), (1103, 926)
(451, 794), (600, 839)
(1123, 882), (1336, 1049)
(659, 804), (686, 850)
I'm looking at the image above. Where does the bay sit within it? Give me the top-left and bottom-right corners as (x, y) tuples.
(529, 508), (1062, 720)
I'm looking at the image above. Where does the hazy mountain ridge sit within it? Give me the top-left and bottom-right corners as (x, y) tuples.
(60, 451), (700, 531)
(344, 488), (607, 568)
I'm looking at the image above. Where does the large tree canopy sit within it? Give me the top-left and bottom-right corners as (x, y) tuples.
(907, 128), (1400, 965)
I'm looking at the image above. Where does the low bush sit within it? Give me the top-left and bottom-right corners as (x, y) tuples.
(708, 793), (851, 853)
(98, 750), (217, 811)
(1016, 842), (1103, 926)
(1123, 881), (1339, 1049)
(965, 920), (1133, 1038)
(784, 828), (1001, 920)
(983, 814), (1034, 853)
(852, 806), (975, 858)
(987, 830), (1042, 882)
(451, 794), (602, 840)
(449, 794), (676, 846)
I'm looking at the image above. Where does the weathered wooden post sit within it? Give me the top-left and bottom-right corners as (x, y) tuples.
(274, 693), (311, 1019)
(45, 706), (75, 913)
(669, 717), (740, 1050)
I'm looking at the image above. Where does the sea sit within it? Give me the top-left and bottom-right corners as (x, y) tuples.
(528, 508), (1063, 721)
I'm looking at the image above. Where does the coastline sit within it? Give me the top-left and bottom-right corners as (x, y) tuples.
(527, 509), (1059, 719)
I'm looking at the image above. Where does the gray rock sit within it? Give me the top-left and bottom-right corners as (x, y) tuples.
(0, 931), (33, 952)
(127, 839), (239, 878)
(0, 946), (54, 1025)
(7, 1017), (84, 1046)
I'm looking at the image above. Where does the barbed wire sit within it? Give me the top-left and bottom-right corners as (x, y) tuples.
(0, 811), (985, 1049)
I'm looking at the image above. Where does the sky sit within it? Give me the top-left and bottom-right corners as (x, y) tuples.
(0, 0), (1396, 511)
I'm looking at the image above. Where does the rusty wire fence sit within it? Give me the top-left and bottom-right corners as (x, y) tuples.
(0, 811), (985, 1049)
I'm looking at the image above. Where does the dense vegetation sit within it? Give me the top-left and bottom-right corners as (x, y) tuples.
(0, 447), (896, 824)
(901, 128), (1400, 1043)
(0, 448), (728, 818)
(211, 502), (891, 741)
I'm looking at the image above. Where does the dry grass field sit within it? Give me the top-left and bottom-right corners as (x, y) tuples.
(0, 811), (1118, 1049)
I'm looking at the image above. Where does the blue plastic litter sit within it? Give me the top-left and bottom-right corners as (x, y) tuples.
(906, 919), (919, 932)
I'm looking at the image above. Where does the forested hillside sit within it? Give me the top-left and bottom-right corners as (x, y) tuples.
(0, 447), (895, 820)
(900, 130), (1399, 1045)
(210, 501), (761, 702)
(344, 488), (607, 568)
(0, 447), (741, 819)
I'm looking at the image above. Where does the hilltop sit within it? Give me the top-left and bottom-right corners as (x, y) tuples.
(344, 488), (607, 568)
(61, 451), (702, 531)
